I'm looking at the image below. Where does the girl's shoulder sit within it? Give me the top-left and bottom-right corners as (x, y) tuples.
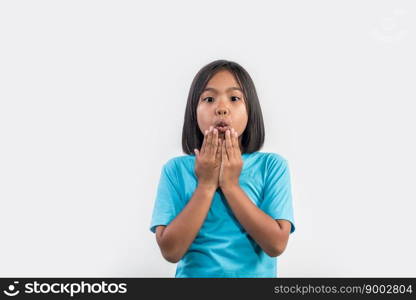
(252, 151), (288, 163)
(161, 154), (195, 170)
(167, 154), (195, 163)
(241, 152), (289, 175)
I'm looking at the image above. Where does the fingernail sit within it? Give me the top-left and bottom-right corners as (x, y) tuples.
(213, 128), (217, 134)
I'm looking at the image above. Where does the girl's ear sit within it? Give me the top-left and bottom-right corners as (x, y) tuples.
(194, 149), (199, 157)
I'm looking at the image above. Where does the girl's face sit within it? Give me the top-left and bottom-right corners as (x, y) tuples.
(196, 70), (248, 147)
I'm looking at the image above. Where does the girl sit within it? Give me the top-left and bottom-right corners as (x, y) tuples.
(150, 59), (296, 278)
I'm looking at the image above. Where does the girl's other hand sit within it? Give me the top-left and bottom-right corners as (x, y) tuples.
(194, 126), (222, 190)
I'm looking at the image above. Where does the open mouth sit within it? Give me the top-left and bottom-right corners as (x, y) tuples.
(215, 125), (229, 133)
(214, 121), (230, 133)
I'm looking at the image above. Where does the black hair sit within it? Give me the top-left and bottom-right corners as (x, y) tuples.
(181, 59), (265, 155)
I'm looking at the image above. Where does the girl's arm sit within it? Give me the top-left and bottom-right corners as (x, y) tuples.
(155, 184), (216, 263)
(221, 185), (291, 257)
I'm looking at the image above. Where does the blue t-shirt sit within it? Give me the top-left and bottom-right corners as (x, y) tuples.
(149, 151), (296, 278)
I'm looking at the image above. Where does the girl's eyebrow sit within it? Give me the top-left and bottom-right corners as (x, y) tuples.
(202, 87), (242, 93)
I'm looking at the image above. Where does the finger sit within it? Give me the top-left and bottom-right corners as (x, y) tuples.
(200, 128), (209, 154)
(232, 128), (241, 155)
(216, 138), (222, 162)
(206, 126), (214, 155)
(225, 129), (234, 160)
(230, 128), (236, 148)
(211, 128), (218, 158)
(221, 136), (229, 162)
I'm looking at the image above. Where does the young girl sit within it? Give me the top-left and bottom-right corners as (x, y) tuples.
(150, 59), (296, 278)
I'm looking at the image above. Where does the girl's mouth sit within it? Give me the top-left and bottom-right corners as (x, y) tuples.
(215, 126), (229, 133)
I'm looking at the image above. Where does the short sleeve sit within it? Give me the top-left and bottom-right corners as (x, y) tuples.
(260, 155), (296, 234)
(149, 160), (181, 233)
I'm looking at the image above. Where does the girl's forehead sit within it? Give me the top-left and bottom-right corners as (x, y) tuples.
(203, 78), (243, 95)
(207, 69), (240, 86)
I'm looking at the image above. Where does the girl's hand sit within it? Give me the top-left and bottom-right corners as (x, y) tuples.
(194, 126), (222, 190)
(219, 127), (243, 190)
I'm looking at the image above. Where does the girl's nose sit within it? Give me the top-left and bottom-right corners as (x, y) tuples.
(215, 106), (229, 116)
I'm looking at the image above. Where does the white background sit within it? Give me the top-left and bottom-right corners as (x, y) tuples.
(0, 0), (415, 277)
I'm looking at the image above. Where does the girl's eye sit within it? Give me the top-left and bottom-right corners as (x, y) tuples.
(202, 96), (241, 102)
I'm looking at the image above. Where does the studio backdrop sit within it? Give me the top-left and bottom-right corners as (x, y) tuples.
(0, 0), (415, 277)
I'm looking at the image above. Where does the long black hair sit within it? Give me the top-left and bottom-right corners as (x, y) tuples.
(182, 59), (265, 155)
